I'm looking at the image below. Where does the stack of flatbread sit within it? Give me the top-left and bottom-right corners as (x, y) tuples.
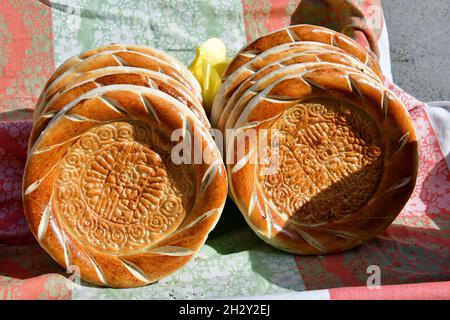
(212, 25), (419, 255)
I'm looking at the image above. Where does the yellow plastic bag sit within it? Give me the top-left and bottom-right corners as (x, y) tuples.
(189, 38), (231, 114)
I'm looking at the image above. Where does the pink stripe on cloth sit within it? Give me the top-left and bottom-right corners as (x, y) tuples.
(0, 120), (33, 245)
(0, 273), (71, 300)
(329, 281), (450, 300)
(241, 0), (300, 41)
(0, 0), (55, 117)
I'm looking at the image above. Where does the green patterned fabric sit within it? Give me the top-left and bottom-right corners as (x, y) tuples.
(51, 0), (246, 66)
(73, 204), (305, 299)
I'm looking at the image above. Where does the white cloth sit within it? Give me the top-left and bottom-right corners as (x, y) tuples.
(379, 17), (393, 83)
(425, 102), (450, 168)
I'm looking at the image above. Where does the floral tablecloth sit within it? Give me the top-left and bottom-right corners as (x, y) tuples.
(0, 0), (449, 300)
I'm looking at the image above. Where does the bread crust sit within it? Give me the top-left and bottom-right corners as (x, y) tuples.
(211, 39), (382, 127)
(29, 67), (210, 149)
(42, 43), (202, 101)
(223, 25), (382, 80)
(217, 50), (381, 132)
(35, 50), (202, 122)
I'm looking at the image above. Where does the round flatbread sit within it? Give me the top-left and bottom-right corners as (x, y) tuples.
(227, 66), (418, 255)
(23, 85), (227, 288)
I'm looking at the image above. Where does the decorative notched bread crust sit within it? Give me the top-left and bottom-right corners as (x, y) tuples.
(211, 41), (367, 126)
(34, 49), (202, 123)
(41, 43), (202, 102)
(211, 38), (382, 127)
(34, 66), (205, 122)
(223, 63), (380, 135)
(222, 24), (382, 81)
(29, 67), (209, 149)
(227, 66), (418, 255)
(216, 49), (382, 132)
(23, 85), (227, 287)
